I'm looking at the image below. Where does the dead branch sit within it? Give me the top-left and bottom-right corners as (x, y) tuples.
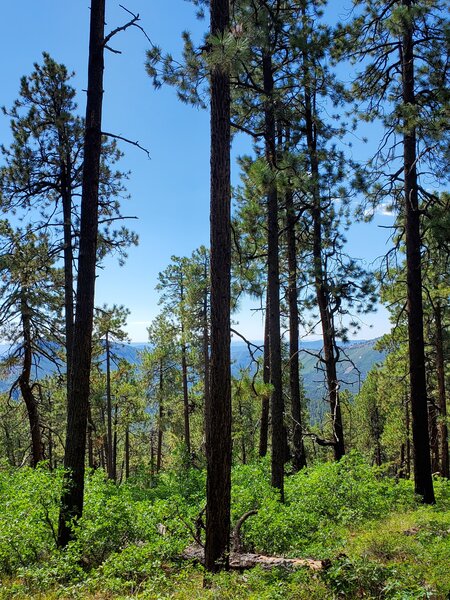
(231, 510), (258, 552)
(101, 131), (150, 158)
(182, 543), (328, 572)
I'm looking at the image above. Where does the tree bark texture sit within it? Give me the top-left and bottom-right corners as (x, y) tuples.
(157, 359), (164, 474)
(125, 422), (130, 480)
(203, 279), (210, 433)
(58, 0), (106, 546)
(402, 0), (435, 503)
(19, 290), (44, 467)
(263, 49), (285, 499)
(106, 332), (114, 479)
(181, 341), (191, 455)
(259, 296), (270, 457)
(286, 190), (307, 471)
(59, 155), (75, 400)
(205, 0), (232, 573)
(435, 302), (449, 478)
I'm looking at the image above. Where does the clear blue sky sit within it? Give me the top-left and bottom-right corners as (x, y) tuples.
(0, 1), (393, 342)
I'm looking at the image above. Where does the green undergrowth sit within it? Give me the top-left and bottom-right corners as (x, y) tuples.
(1, 453), (450, 598)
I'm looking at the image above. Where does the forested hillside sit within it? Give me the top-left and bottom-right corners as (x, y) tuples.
(0, 0), (448, 597)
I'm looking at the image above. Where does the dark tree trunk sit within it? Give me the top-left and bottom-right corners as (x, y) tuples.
(373, 405), (382, 467)
(259, 296), (270, 457)
(48, 416), (54, 471)
(304, 79), (345, 461)
(87, 424), (94, 469)
(100, 444), (105, 470)
(181, 339), (191, 455)
(405, 393), (411, 479)
(106, 332), (114, 479)
(400, 443), (406, 478)
(58, 0), (106, 546)
(263, 49), (285, 499)
(125, 422), (130, 480)
(60, 157), (75, 399)
(112, 402), (118, 480)
(203, 278), (210, 430)
(401, 0), (435, 503)
(157, 359), (164, 474)
(205, 0), (232, 573)
(87, 404), (96, 469)
(19, 290), (44, 467)
(286, 190), (307, 471)
(434, 303), (449, 477)
(429, 401), (440, 473)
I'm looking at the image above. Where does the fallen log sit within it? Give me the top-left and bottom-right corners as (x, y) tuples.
(182, 543), (328, 571)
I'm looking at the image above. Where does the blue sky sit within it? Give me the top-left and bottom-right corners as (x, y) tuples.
(0, 1), (394, 342)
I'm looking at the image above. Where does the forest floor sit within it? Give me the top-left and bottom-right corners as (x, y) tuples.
(1, 454), (450, 599)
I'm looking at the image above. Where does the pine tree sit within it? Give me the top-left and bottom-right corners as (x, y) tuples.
(58, 0), (107, 547)
(93, 304), (130, 480)
(0, 53), (136, 396)
(0, 224), (64, 467)
(340, 0), (450, 502)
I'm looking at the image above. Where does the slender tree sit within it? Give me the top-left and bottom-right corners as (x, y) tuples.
(205, 0), (232, 572)
(0, 225), (63, 467)
(58, 0), (107, 547)
(341, 0), (450, 502)
(157, 257), (193, 455)
(93, 304), (130, 480)
(0, 53), (136, 397)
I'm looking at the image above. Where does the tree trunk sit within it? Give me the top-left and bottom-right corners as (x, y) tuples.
(19, 290), (44, 467)
(203, 278), (210, 431)
(60, 157), (75, 400)
(263, 49), (285, 499)
(286, 189), (307, 471)
(402, 0), (435, 503)
(157, 359), (164, 474)
(58, 0), (106, 546)
(125, 422), (130, 480)
(205, 0), (232, 572)
(373, 405), (382, 467)
(87, 404), (95, 469)
(112, 402), (118, 481)
(405, 393), (411, 479)
(435, 302), (449, 477)
(106, 332), (114, 478)
(429, 401), (440, 473)
(304, 88), (345, 461)
(181, 339), (191, 455)
(259, 295), (270, 457)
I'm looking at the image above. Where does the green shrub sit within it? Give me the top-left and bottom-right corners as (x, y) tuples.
(0, 465), (62, 574)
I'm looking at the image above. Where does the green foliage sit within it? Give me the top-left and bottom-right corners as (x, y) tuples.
(0, 466), (61, 574)
(238, 454), (415, 557)
(2, 457), (450, 597)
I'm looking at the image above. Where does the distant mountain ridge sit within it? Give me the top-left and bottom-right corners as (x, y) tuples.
(0, 339), (386, 421)
(230, 338), (386, 422)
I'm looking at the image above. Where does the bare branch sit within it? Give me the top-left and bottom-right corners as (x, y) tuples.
(105, 44), (122, 55)
(101, 131), (150, 158)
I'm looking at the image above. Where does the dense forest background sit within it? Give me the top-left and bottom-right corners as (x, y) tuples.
(0, 0), (449, 597)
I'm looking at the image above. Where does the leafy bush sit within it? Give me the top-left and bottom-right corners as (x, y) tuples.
(240, 453), (416, 557)
(1, 454), (449, 599)
(0, 465), (61, 574)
